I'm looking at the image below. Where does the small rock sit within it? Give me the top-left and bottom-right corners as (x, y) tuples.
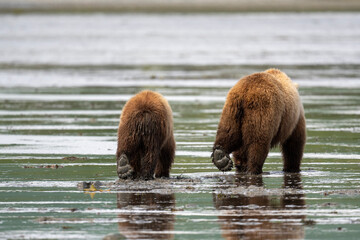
(302, 219), (316, 226)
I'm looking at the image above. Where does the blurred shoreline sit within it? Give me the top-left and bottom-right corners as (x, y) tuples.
(1, 0), (360, 13)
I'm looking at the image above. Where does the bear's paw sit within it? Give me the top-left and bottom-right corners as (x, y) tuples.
(212, 147), (233, 172)
(117, 154), (134, 179)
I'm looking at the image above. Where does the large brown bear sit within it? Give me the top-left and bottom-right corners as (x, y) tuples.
(116, 90), (175, 180)
(212, 69), (306, 174)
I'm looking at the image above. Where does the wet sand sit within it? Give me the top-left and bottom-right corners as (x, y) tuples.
(81, 175), (360, 197)
(1, 0), (360, 13)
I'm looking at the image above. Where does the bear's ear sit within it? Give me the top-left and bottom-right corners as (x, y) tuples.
(293, 82), (299, 89)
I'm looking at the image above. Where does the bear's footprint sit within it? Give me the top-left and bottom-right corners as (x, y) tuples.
(117, 154), (134, 179)
(212, 148), (233, 172)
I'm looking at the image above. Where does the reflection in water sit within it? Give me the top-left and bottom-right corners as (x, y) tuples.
(213, 174), (305, 240)
(117, 192), (175, 240)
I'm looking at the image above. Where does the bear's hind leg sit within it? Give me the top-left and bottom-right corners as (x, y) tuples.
(138, 151), (159, 180)
(212, 99), (244, 172)
(117, 153), (134, 179)
(246, 142), (270, 175)
(233, 149), (248, 173)
(281, 114), (306, 173)
(155, 137), (175, 178)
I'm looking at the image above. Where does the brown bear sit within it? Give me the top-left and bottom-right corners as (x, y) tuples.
(212, 69), (306, 174)
(116, 90), (175, 180)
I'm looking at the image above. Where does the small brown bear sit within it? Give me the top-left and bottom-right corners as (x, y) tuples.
(212, 69), (306, 175)
(116, 90), (175, 180)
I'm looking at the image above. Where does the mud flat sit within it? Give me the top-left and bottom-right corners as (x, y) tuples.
(1, 12), (360, 240)
(1, 0), (360, 13)
(80, 173), (360, 197)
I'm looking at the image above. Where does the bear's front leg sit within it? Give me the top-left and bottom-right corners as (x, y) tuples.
(211, 146), (233, 172)
(117, 154), (134, 179)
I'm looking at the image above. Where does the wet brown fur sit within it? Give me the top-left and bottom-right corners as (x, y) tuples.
(214, 69), (306, 174)
(116, 90), (175, 179)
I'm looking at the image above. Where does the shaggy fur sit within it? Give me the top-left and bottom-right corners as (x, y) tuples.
(212, 69), (306, 174)
(116, 90), (175, 180)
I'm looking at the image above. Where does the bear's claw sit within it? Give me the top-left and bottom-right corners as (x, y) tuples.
(117, 154), (134, 179)
(212, 147), (233, 172)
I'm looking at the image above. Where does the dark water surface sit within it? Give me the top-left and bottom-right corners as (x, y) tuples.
(0, 13), (360, 239)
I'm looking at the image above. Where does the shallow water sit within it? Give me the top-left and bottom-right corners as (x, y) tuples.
(0, 13), (360, 239)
